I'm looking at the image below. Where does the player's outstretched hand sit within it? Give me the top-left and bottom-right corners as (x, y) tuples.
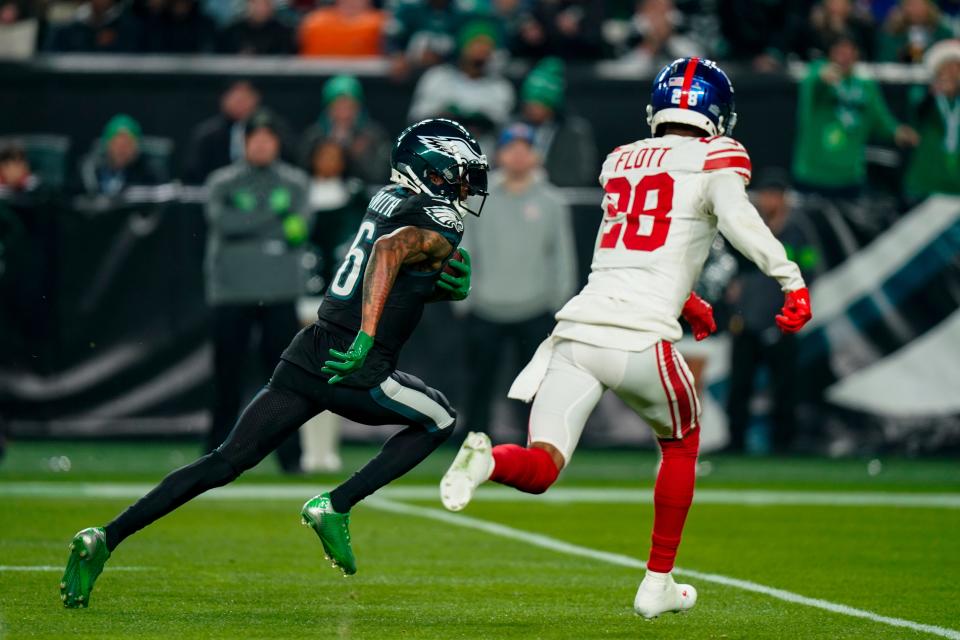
(322, 331), (374, 384)
(436, 248), (471, 301)
(681, 292), (717, 341)
(775, 287), (812, 334)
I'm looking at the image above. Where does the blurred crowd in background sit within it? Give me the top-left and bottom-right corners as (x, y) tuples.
(0, 0), (959, 67)
(1, 1), (959, 464)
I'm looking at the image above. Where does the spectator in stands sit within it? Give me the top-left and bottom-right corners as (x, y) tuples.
(132, 0), (215, 53)
(877, 0), (953, 63)
(904, 39), (960, 200)
(80, 114), (165, 196)
(717, 0), (805, 71)
(724, 168), (818, 455)
(0, 143), (38, 192)
(463, 123), (577, 438)
(135, 0), (216, 53)
(792, 33), (918, 196)
(384, 0), (465, 79)
(304, 137), (366, 292)
(408, 18), (515, 147)
(300, 75), (391, 185)
(216, 0), (295, 55)
(203, 109), (310, 473)
(512, 0), (606, 60)
(44, 0), (142, 53)
(518, 57), (597, 186)
(616, 0), (704, 75)
(183, 79), (261, 184)
(798, 0), (876, 61)
(0, 0), (40, 58)
(299, 0), (386, 57)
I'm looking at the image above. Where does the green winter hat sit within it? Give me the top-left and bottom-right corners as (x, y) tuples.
(322, 75), (364, 105)
(457, 18), (500, 51)
(522, 59), (566, 110)
(102, 114), (142, 144)
(535, 56), (565, 78)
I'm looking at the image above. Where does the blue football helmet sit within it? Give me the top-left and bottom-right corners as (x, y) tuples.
(646, 57), (738, 137)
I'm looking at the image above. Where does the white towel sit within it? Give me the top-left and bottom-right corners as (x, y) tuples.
(507, 336), (557, 402)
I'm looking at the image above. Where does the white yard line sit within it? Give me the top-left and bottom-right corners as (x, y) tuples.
(365, 497), (960, 640)
(0, 566), (148, 572)
(1, 482), (959, 508)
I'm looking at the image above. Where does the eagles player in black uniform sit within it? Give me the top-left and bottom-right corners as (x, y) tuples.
(59, 119), (489, 607)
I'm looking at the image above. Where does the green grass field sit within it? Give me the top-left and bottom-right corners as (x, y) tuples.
(2, 440), (959, 639)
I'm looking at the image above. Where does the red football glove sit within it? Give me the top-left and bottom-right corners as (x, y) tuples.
(681, 292), (717, 341)
(775, 287), (812, 334)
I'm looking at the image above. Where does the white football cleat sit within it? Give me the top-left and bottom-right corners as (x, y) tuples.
(440, 431), (494, 512)
(633, 571), (697, 619)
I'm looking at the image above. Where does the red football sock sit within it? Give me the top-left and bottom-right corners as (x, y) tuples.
(490, 444), (559, 495)
(647, 429), (700, 573)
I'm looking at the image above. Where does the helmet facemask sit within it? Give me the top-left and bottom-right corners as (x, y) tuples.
(458, 161), (489, 217)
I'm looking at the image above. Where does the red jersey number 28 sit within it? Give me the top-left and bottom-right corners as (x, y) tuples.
(599, 173), (675, 252)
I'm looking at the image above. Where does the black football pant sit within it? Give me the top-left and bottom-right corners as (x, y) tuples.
(104, 359), (456, 551)
(207, 303), (302, 472)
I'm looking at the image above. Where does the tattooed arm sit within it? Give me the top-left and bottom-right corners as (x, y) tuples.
(360, 226), (452, 337)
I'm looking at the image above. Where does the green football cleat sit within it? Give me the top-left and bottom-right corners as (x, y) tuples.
(60, 527), (110, 608)
(300, 493), (356, 576)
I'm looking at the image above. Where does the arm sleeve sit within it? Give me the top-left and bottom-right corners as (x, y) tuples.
(705, 172), (806, 292)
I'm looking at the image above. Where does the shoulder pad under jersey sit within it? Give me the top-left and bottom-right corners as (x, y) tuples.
(700, 136), (752, 185)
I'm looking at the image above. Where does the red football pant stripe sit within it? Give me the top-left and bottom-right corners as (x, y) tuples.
(662, 342), (694, 438)
(647, 428), (700, 573)
(654, 342), (680, 438)
(490, 444), (559, 495)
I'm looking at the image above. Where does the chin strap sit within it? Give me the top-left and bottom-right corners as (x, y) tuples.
(390, 167), (470, 220)
(391, 165), (467, 220)
(390, 166), (437, 197)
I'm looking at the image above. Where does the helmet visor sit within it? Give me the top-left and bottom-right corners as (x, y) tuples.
(464, 163), (488, 196)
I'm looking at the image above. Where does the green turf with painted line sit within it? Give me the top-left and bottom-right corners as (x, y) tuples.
(1, 441), (958, 639)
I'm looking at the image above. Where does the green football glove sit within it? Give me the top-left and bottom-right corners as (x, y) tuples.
(322, 331), (374, 384)
(436, 248), (471, 301)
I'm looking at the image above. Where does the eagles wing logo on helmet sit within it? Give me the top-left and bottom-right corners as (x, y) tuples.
(418, 135), (486, 164)
(424, 206), (464, 233)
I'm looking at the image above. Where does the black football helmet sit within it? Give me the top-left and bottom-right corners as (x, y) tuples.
(390, 118), (489, 217)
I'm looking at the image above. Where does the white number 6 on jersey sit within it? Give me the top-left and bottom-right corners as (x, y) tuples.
(330, 220), (376, 298)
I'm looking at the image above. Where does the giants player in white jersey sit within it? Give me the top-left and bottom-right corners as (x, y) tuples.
(439, 58), (813, 618)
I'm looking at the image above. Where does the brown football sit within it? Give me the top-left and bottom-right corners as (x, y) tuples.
(443, 249), (464, 275)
